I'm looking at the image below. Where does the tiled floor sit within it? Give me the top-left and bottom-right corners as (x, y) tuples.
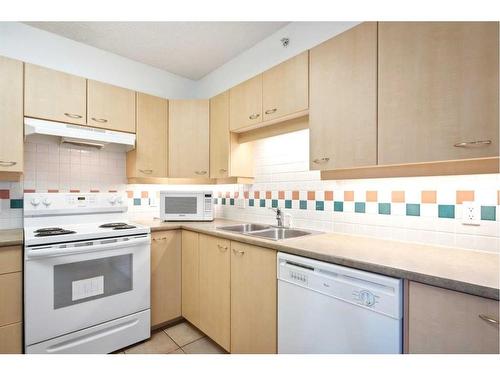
(117, 321), (227, 354)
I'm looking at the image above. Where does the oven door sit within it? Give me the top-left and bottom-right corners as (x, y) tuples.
(24, 235), (150, 346)
(160, 192), (203, 221)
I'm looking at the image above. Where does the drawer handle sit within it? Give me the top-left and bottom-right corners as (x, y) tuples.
(64, 113), (83, 119)
(217, 244), (228, 252)
(152, 237), (168, 242)
(91, 117), (108, 123)
(195, 170), (207, 175)
(139, 169), (153, 174)
(479, 314), (499, 325)
(219, 168), (227, 173)
(248, 113), (260, 120)
(265, 108), (277, 114)
(312, 157), (330, 164)
(454, 140), (492, 148)
(0, 161), (17, 167)
(232, 248), (245, 255)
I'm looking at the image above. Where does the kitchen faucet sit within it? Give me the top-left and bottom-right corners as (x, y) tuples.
(269, 207), (283, 227)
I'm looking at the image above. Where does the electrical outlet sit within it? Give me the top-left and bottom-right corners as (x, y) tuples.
(149, 196), (157, 207)
(236, 198), (246, 209)
(462, 201), (480, 226)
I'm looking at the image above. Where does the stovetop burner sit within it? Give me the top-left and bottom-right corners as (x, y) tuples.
(35, 229), (76, 237)
(99, 222), (129, 228)
(113, 225), (136, 230)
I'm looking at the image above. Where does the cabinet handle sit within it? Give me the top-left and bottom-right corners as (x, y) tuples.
(139, 169), (153, 174)
(91, 117), (108, 123)
(248, 113), (260, 120)
(195, 171), (207, 175)
(312, 157), (330, 164)
(454, 140), (492, 148)
(152, 237), (168, 241)
(265, 108), (277, 114)
(0, 161), (17, 167)
(217, 244), (228, 252)
(232, 248), (245, 255)
(219, 168), (227, 173)
(479, 314), (499, 325)
(64, 113), (83, 119)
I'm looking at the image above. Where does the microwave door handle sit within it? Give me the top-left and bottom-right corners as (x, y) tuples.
(26, 236), (151, 259)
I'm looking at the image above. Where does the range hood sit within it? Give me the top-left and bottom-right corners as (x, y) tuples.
(24, 117), (136, 151)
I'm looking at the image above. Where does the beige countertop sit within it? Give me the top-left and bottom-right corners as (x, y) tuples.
(0, 228), (23, 247)
(133, 218), (500, 300)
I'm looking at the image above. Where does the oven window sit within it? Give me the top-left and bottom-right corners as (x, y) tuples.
(53, 254), (133, 309)
(165, 196), (197, 214)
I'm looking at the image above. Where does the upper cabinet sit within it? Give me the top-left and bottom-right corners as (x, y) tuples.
(0, 56), (23, 174)
(87, 80), (136, 133)
(25, 64), (87, 125)
(168, 99), (210, 178)
(229, 75), (263, 131)
(127, 93), (168, 178)
(229, 53), (310, 132)
(210, 91), (253, 179)
(262, 51), (309, 122)
(309, 22), (377, 171)
(378, 22), (499, 165)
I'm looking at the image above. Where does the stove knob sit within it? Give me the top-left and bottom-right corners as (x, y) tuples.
(359, 290), (375, 307)
(108, 196), (117, 205)
(116, 196), (124, 205)
(31, 198), (41, 207)
(42, 198), (51, 207)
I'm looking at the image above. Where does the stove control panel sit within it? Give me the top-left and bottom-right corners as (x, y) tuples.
(24, 193), (127, 214)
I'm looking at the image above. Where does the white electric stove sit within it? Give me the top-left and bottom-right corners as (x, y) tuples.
(23, 193), (151, 354)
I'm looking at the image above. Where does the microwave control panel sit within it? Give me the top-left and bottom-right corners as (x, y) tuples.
(204, 194), (213, 213)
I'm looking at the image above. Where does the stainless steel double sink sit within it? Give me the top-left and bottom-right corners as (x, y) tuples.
(217, 223), (319, 241)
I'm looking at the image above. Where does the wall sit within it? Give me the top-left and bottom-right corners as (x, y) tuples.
(195, 21), (360, 98)
(0, 22), (196, 98)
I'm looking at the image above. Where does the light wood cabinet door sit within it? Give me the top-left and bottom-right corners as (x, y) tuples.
(0, 56), (23, 173)
(230, 241), (276, 353)
(168, 99), (210, 178)
(229, 75), (263, 131)
(309, 22), (377, 170)
(0, 272), (22, 327)
(378, 22), (499, 165)
(408, 282), (499, 354)
(181, 231), (200, 326)
(262, 51), (309, 122)
(87, 80), (136, 133)
(199, 234), (231, 351)
(210, 91), (230, 179)
(127, 93), (168, 178)
(25, 63), (87, 125)
(151, 230), (181, 327)
(0, 322), (22, 354)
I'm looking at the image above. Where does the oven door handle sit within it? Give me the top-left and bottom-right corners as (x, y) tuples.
(26, 236), (151, 259)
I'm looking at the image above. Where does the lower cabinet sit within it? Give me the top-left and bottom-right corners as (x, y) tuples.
(0, 246), (23, 354)
(230, 241), (277, 354)
(150, 230), (181, 327)
(408, 281), (499, 354)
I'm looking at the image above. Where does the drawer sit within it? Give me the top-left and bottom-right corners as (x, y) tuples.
(0, 246), (22, 275)
(0, 322), (22, 354)
(0, 272), (22, 326)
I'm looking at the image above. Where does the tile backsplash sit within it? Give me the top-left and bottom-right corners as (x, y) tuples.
(1, 129), (499, 254)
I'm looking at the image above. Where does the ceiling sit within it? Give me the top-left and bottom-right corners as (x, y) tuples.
(24, 22), (289, 80)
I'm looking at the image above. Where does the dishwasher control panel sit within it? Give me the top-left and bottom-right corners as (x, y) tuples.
(278, 252), (403, 319)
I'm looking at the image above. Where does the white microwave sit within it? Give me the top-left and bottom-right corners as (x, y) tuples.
(160, 191), (214, 221)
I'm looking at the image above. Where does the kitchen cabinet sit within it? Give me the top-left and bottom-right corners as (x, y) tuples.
(229, 75), (263, 131)
(87, 80), (136, 133)
(24, 63), (87, 125)
(378, 22), (499, 165)
(408, 281), (499, 354)
(0, 56), (23, 174)
(181, 230), (200, 326)
(199, 234), (231, 351)
(151, 230), (181, 327)
(210, 91), (253, 179)
(309, 22), (377, 171)
(0, 245), (22, 354)
(262, 51), (309, 122)
(127, 93), (168, 179)
(230, 241), (277, 354)
(168, 99), (210, 178)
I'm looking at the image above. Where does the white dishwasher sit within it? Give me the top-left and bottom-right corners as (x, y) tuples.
(277, 252), (403, 354)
